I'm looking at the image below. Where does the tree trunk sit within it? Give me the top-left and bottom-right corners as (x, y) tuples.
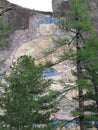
(76, 31), (86, 130)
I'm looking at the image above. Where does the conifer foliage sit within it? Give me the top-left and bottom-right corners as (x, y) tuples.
(0, 56), (57, 130)
(52, 0), (98, 130)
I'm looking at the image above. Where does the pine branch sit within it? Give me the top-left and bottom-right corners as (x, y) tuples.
(79, 33), (85, 44)
(68, 35), (76, 46)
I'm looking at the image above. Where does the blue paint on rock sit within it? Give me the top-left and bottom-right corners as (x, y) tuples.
(42, 68), (58, 78)
(36, 16), (58, 27)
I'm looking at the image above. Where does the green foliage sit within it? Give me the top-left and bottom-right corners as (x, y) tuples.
(43, 61), (53, 68)
(42, 49), (55, 56)
(78, 35), (98, 61)
(76, 79), (91, 90)
(66, 0), (92, 32)
(60, 49), (76, 61)
(0, 23), (11, 48)
(0, 23), (11, 31)
(53, 38), (68, 47)
(0, 55), (58, 130)
(52, 0), (98, 129)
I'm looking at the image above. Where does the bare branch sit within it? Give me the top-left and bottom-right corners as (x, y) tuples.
(79, 33), (85, 43)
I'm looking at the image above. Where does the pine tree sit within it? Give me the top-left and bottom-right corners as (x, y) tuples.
(79, 35), (98, 126)
(66, 1), (92, 129)
(39, 0), (98, 129)
(0, 55), (58, 130)
(50, 0), (94, 129)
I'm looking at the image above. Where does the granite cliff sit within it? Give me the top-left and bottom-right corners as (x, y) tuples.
(0, 1), (76, 124)
(0, 0), (98, 129)
(0, 0), (98, 74)
(52, 0), (98, 32)
(0, 0), (75, 83)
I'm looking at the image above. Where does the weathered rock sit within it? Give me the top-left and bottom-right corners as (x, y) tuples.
(52, 0), (98, 31)
(0, 0), (53, 70)
(0, 1), (98, 129)
(52, 0), (69, 16)
(0, 1), (77, 124)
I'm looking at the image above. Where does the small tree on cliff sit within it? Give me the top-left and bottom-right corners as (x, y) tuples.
(0, 6), (12, 77)
(0, 6), (12, 48)
(0, 55), (58, 130)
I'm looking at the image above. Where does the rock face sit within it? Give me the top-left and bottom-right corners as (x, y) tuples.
(52, 0), (69, 16)
(52, 0), (98, 31)
(0, 0), (98, 129)
(52, 0), (98, 14)
(0, 0), (52, 69)
(0, 0), (76, 83)
(0, 0), (77, 124)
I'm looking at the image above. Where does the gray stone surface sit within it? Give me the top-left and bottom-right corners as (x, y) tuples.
(52, 0), (98, 31)
(0, 0), (53, 71)
(0, 1), (98, 129)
